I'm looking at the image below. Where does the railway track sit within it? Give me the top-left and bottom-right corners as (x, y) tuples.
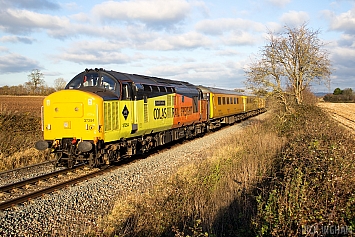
(0, 165), (111, 210)
(0, 112), (266, 211)
(0, 160), (55, 177)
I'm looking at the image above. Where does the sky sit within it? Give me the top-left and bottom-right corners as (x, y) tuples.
(0, 0), (354, 93)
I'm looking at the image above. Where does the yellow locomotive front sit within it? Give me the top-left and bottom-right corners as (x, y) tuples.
(41, 90), (104, 142)
(35, 69), (119, 168)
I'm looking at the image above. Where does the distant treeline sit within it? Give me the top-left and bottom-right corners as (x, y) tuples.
(0, 69), (67, 96)
(0, 85), (56, 96)
(323, 88), (355, 102)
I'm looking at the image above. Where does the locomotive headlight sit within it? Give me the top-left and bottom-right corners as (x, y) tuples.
(35, 140), (49, 151)
(46, 124), (51, 130)
(64, 121), (71, 129)
(78, 141), (93, 152)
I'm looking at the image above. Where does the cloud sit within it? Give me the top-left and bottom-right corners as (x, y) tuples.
(139, 32), (213, 50)
(12, 0), (61, 10)
(56, 40), (132, 64)
(326, 40), (355, 89)
(221, 31), (259, 46)
(215, 49), (242, 57)
(0, 53), (39, 73)
(0, 36), (35, 44)
(145, 61), (247, 89)
(330, 45), (355, 68)
(280, 11), (310, 27)
(0, 47), (9, 52)
(0, 8), (70, 34)
(267, 0), (291, 7)
(195, 18), (265, 35)
(92, 0), (191, 29)
(324, 7), (355, 34)
(337, 34), (355, 47)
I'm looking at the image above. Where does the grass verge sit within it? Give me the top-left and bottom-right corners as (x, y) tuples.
(93, 114), (285, 236)
(92, 105), (355, 236)
(255, 105), (355, 236)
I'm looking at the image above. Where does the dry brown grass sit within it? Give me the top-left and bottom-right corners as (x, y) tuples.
(255, 105), (355, 236)
(94, 117), (285, 236)
(90, 105), (355, 237)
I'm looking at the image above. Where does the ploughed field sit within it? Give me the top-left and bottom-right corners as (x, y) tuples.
(0, 96), (45, 171)
(0, 95), (44, 117)
(318, 102), (355, 131)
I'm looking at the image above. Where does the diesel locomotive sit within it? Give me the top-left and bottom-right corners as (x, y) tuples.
(35, 68), (265, 168)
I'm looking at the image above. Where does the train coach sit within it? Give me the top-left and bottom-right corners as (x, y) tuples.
(35, 68), (265, 168)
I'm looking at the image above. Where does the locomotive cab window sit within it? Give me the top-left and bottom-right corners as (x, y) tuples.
(66, 72), (118, 94)
(100, 75), (117, 91)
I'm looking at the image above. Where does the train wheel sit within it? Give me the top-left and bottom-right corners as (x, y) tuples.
(88, 153), (97, 168)
(67, 158), (74, 169)
(53, 152), (62, 169)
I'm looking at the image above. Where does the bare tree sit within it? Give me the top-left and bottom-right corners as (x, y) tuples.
(27, 69), (45, 94)
(54, 78), (67, 91)
(245, 23), (332, 109)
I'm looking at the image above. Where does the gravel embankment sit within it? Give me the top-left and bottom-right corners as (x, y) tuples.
(0, 114), (267, 236)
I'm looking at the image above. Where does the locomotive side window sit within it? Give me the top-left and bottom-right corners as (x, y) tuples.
(159, 86), (167, 92)
(122, 84), (132, 100)
(143, 84), (152, 92)
(193, 96), (198, 113)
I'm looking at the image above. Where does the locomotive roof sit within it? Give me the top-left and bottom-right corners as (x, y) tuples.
(104, 69), (200, 96)
(197, 85), (246, 96)
(106, 70), (195, 88)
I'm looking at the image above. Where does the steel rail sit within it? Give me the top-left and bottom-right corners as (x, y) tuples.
(0, 166), (115, 210)
(0, 167), (74, 193)
(0, 160), (55, 176)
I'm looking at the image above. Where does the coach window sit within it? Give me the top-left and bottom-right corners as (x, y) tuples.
(227, 97), (229, 104)
(218, 97), (221, 105)
(222, 97), (226, 105)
